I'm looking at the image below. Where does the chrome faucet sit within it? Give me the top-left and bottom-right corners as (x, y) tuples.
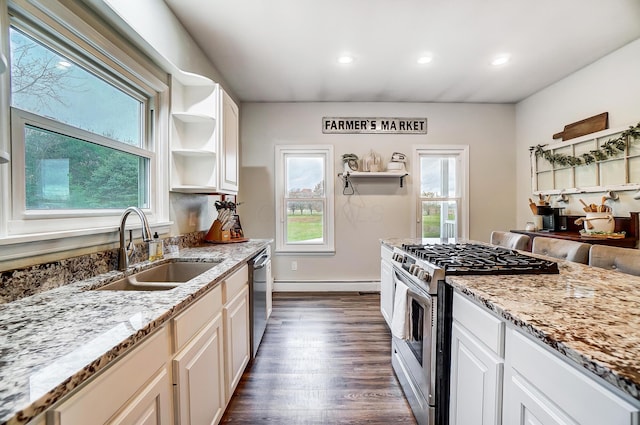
(118, 206), (153, 271)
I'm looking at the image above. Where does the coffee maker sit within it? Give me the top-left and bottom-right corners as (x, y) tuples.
(537, 206), (567, 231)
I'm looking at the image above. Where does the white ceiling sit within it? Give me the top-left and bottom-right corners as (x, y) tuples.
(164, 0), (640, 103)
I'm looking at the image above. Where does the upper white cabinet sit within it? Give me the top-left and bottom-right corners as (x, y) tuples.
(218, 89), (239, 194)
(169, 69), (239, 194)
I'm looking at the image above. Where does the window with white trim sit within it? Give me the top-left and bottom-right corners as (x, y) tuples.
(275, 145), (335, 253)
(414, 146), (469, 241)
(1, 0), (169, 244)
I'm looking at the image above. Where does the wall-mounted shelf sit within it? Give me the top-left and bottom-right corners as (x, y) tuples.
(338, 171), (409, 188)
(531, 125), (640, 195)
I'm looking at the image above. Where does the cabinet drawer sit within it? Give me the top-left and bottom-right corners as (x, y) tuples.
(453, 292), (504, 356)
(48, 326), (170, 425)
(223, 264), (248, 303)
(173, 285), (222, 351)
(506, 328), (640, 425)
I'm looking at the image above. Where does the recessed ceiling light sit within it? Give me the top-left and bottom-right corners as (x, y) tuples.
(56, 60), (72, 69)
(491, 55), (510, 66)
(417, 55), (433, 64)
(337, 55), (354, 64)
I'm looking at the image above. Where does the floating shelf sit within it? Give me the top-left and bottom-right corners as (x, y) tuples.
(170, 185), (218, 194)
(172, 112), (216, 124)
(338, 171), (409, 188)
(172, 68), (215, 87)
(172, 149), (216, 157)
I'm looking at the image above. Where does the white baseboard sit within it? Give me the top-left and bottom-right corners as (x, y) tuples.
(273, 280), (380, 292)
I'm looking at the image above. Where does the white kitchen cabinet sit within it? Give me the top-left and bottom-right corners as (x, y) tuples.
(223, 265), (250, 401)
(107, 368), (172, 425)
(452, 291), (640, 425)
(172, 285), (225, 425)
(169, 67), (239, 194)
(217, 88), (239, 194)
(173, 314), (225, 425)
(503, 328), (640, 425)
(380, 244), (394, 327)
(449, 293), (504, 425)
(169, 71), (218, 193)
(46, 326), (172, 425)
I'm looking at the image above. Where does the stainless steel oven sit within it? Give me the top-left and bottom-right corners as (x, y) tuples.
(391, 265), (437, 425)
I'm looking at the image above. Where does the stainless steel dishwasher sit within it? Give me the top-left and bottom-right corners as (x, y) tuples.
(248, 247), (270, 358)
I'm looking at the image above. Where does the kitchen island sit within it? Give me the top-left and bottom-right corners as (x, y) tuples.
(382, 238), (640, 404)
(0, 240), (270, 425)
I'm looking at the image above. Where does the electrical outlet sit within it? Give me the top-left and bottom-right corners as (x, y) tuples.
(188, 212), (197, 227)
(291, 261), (297, 271)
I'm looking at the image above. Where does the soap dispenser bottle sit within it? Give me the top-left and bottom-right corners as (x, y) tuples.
(149, 232), (164, 261)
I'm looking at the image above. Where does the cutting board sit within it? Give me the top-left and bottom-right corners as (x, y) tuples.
(552, 112), (608, 141)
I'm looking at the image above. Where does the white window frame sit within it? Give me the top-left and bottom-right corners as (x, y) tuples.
(275, 145), (335, 253)
(413, 145), (470, 240)
(0, 0), (170, 261)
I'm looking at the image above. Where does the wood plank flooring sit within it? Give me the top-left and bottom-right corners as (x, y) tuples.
(221, 292), (417, 424)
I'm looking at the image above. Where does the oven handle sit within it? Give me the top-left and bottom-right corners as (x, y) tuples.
(406, 286), (431, 307)
(392, 267), (431, 306)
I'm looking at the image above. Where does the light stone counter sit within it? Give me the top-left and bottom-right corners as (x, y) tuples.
(0, 240), (270, 425)
(382, 237), (640, 402)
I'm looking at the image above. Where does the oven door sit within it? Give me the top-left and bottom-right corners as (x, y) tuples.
(391, 266), (437, 423)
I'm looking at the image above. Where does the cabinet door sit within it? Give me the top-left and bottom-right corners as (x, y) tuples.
(380, 258), (393, 327)
(47, 327), (170, 425)
(503, 371), (575, 425)
(108, 367), (173, 425)
(224, 285), (250, 400)
(219, 89), (239, 193)
(504, 328), (640, 425)
(173, 312), (225, 425)
(449, 322), (503, 425)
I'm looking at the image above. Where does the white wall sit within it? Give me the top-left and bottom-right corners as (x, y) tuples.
(239, 102), (515, 284)
(515, 38), (640, 228)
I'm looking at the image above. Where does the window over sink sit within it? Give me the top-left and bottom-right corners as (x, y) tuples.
(0, 0), (169, 260)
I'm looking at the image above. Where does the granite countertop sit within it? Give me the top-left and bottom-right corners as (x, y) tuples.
(382, 237), (640, 403)
(0, 240), (270, 425)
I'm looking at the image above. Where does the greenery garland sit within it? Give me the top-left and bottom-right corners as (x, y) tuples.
(531, 121), (640, 167)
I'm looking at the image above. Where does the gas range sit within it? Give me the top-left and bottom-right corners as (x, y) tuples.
(391, 242), (559, 294)
(389, 242), (560, 425)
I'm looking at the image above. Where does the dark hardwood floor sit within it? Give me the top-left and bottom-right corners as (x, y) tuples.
(221, 292), (417, 424)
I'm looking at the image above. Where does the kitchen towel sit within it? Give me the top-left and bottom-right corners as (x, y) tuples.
(391, 282), (410, 339)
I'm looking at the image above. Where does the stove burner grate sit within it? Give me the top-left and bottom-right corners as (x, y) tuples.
(401, 243), (559, 275)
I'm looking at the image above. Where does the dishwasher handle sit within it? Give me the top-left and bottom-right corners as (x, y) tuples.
(252, 250), (270, 269)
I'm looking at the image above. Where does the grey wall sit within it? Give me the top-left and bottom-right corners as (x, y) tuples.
(238, 102), (516, 285)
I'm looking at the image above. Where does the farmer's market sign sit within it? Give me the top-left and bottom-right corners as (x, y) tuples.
(322, 117), (427, 134)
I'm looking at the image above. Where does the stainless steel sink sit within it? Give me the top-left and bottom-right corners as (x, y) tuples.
(96, 261), (219, 291)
